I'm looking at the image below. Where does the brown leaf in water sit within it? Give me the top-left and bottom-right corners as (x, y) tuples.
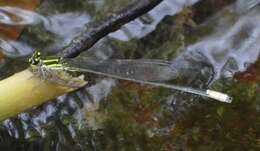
(0, 0), (39, 57)
(0, 51), (5, 63)
(134, 107), (154, 126)
(235, 59), (260, 84)
(0, 0), (39, 10)
(0, 0), (39, 40)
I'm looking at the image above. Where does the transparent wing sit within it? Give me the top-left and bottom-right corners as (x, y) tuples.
(63, 58), (232, 103)
(65, 58), (178, 82)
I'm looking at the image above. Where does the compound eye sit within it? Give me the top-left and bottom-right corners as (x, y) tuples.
(33, 58), (40, 65)
(36, 51), (41, 57)
(29, 58), (40, 65)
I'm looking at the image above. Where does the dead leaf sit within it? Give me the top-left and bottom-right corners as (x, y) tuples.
(235, 59), (260, 84)
(0, 0), (39, 56)
(0, 0), (39, 40)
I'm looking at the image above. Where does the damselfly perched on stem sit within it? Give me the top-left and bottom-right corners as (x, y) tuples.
(29, 51), (232, 103)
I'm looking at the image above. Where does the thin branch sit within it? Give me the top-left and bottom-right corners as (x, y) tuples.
(61, 0), (163, 58)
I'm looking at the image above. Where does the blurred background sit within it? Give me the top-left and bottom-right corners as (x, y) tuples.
(0, 0), (259, 150)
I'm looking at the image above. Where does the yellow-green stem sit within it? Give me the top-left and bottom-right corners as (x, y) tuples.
(0, 69), (86, 121)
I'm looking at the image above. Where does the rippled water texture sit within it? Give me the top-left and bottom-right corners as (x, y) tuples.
(172, 7), (260, 82)
(0, 6), (90, 57)
(0, 0), (259, 151)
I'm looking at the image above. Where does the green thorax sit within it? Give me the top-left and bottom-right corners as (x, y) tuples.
(29, 51), (65, 70)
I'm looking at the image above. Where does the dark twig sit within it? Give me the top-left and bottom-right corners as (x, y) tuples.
(61, 0), (163, 58)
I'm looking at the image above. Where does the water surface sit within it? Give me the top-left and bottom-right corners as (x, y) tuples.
(0, 0), (259, 150)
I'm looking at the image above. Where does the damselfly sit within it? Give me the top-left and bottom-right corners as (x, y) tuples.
(29, 51), (86, 88)
(29, 51), (232, 103)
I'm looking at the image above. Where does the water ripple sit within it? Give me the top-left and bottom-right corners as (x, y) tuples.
(0, 6), (42, 25)
(109, 0), (200, 41)
(171, 7), (260, 83)
(0, 6), (90, 57)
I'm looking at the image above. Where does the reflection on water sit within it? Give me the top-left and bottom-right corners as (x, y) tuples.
(172, 9), (260, 83)
(0, 0), (259, 150)
(0, 6), (42, 25)
(109, 0), (200, 41)
(235, 0), (260, 14)
(0, 6), (89, 57)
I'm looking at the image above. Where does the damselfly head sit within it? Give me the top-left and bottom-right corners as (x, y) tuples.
(29, 51), (41, 66)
